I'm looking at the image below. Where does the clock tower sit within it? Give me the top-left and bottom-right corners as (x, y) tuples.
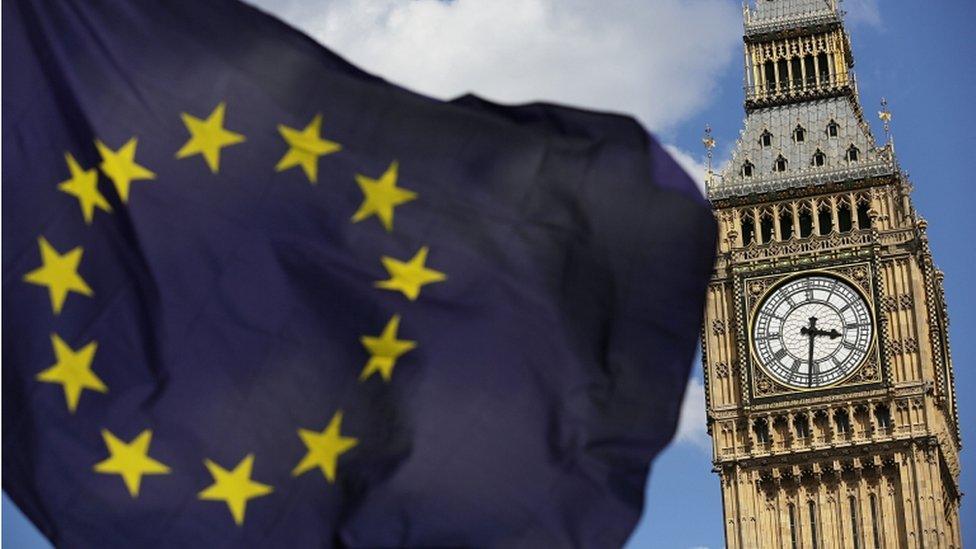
(701, 1), (962, 547)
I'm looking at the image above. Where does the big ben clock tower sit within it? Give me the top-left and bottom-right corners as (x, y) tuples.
(702, 1), (962, 547)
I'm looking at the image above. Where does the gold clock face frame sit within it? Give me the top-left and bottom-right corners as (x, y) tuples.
(750, 272), (875, 391)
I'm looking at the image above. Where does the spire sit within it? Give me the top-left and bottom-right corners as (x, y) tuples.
(708, 0), (895, 201)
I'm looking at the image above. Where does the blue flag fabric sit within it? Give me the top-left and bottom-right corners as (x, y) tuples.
(2, 1), (716, 546)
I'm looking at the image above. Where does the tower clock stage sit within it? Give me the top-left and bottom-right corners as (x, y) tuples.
(700, 1), (961, 547)
(752, 273), (874, 389)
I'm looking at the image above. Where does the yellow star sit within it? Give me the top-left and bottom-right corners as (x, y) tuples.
(23, 236), (93, 314)
(351, 161), (417, 232)
(176, 102), (245, 173)
(359, 315), (417, 382)
(375, 246), (446, 301)
(275, 114), (341, 183)
(292, 410), (359, 483)
(36, 334), (106, 413)
(93, 429), (170, 497)
(96, 138), (155, 202)
(58, 153), (112, 224)
(198, 454), (273, 526)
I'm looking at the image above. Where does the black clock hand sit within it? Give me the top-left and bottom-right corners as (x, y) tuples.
(801, 316), (818, 387)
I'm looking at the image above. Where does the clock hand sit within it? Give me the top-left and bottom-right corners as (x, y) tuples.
(800, 316), (818, 387)
(808, 326), (842, 339)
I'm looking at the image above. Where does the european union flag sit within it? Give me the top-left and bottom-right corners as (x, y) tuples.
(3, 1), (716, 546)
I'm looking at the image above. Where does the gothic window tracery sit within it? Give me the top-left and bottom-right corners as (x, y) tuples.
(809, 501), (820, 549)
(874, 405), (892, 432)
(838, 198), (853, 232)
(788, 503), (799, 549)
(812, 149), (826, 167)
(798, 202), (814, 238)
(849, 495), (862, 549)
(793, 124), (806, 143)
(835, 409), (851, 437)
(816, 199), (833, 235)
(779, 205), (795, 240)
(754, 418), (770, 446)
(794, 414), (810, 439)
(869, 493), (882, 549)
(856, 194), (872, 229)
(773, 155), (788, 172)
(759, 207), (775, 243)
(741, 211), (756, 246)
(817, 52), (830, 83)
(741, 160), (754, 177)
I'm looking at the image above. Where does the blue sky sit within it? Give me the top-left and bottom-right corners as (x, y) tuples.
(5, 1), (974, 547)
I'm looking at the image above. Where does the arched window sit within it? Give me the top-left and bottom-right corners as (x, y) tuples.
(870, 494), (882, 549)
(826, 120), (839, 138)
(804, 55), (816, 87)
(838, 199), (853, 232)
(835, 410), (851, 436)
(850, 496), (862, 549)
(741, 160), (754, 178)
(798, 203), (814, 238)
(847, 145), (860, 162)
(791, 57), (802, 88)
(764, 61), (776, 92)
(809, 501), (820, 549)
(817, 201), (833, 235)
(812, 149), (826, 167)
(794, 415), (810, 439)
(793, 124), (806, 143)
(774, 155), (788, 172)
(754, 418), (770, 445)
(875, 404), (892, 431)
(856, 197), (872, 230)
(741, 213), (756, 246)
(788, 504), (799, 549)
(818, 52), (830, 82)
(779, 206), (794, 240)
(760, 130), (773, 147)
(778, 59), (790, 90)
(760, 209), (775, 243)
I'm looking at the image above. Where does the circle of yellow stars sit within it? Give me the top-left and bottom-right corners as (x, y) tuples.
(24, 101), (448, 527)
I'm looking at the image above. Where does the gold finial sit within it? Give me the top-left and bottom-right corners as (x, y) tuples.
(878, 97), (894, 150)
(703, 125), (716, 187)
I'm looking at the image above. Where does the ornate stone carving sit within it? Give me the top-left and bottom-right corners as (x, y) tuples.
(749, 280), (767, 297)
(711, 319), (726, 336)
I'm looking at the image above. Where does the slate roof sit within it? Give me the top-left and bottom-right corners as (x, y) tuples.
(744, 0), (841, 35)
(708, 96), (895, 200)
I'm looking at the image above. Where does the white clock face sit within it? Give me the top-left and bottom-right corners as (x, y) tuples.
(752, 274), (873, 389)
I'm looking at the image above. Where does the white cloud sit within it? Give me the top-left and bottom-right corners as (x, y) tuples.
(663, 144), (707, 194)
(247, 0), (740, 134)
(674, 376), (710, 452)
